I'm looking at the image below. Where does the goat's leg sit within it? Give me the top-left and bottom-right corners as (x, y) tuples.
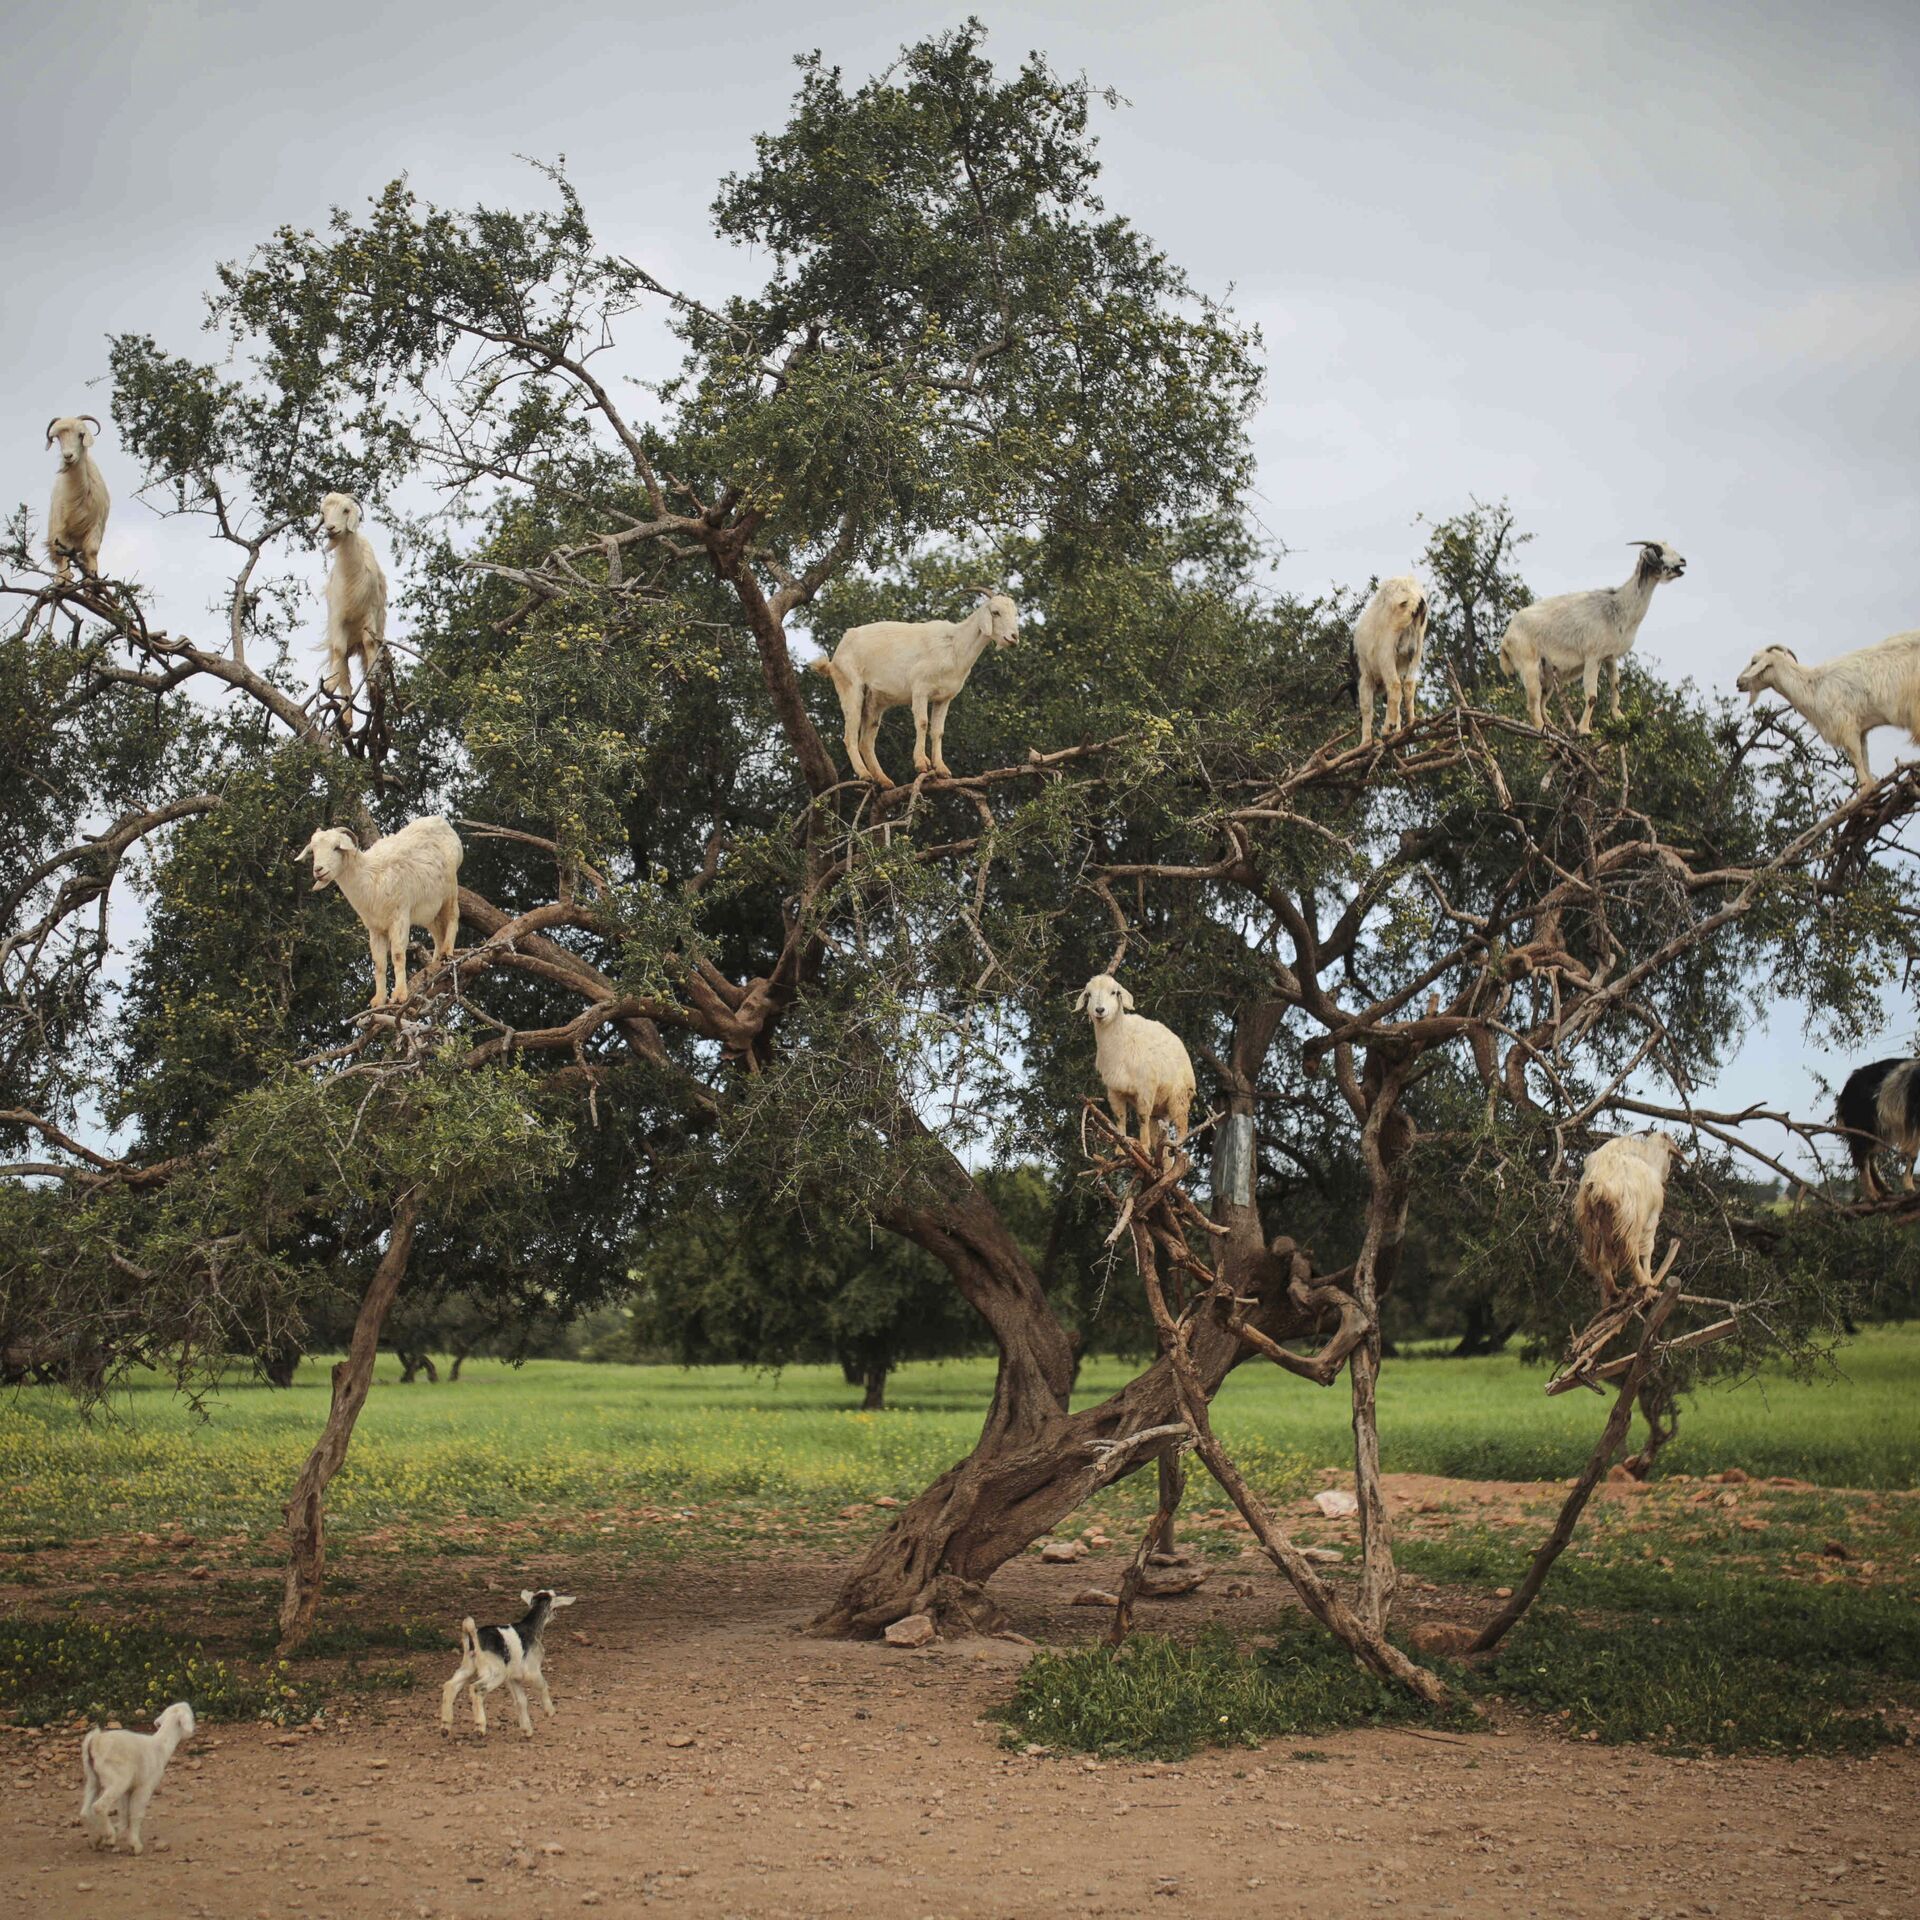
(910, 691), (933, 778)
(927, 696), (955, 777)
(535, 1670), (556, 1717)
(124, 1779), (157, 1855)
(471, 1676), (490, 1734)
(1577, 657), (1602, 734)
(506, 1676), (535, 1736)
(1357, 668), (1375, 747)
(1519, 658), (1546, 728)
(79, 1762), (112, 1847)
(430, 900), (458, 970)
(858, 693), (894, 790)
(367, 929), (390, 1009)
(1608, 656), (1623, 722)
(387, 917), (412, 1004)
(440, 1662), (471, 1732)
(832, 676), (870, 783)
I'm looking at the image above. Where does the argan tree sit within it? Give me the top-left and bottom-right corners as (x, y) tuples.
(6, 24), (1918, 1678)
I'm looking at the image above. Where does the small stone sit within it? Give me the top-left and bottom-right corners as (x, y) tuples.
(1494, 1585), (1514, 1598)
(871, 1495), (900, 1508)
(664, 1733), (696, 1748)
(838, 1504), (868, 1519)
(1312, 1489), (1359, 1519)
(1301, 1547), (1344, 1565)
(188, 1565), (213, 1581)
(1407, 1623), (1479, 1656)
(884, 1612), (936, 1648)
(1038, 1538), (1088, 1563)
(1712, 1468), (1750, 1485)
(1822, 1541), (1853, 1561)
(1070, 1588), (1120, 1608)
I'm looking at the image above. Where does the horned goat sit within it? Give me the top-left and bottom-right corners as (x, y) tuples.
(319, 492), (388, 702)
(808, 591), (1019, 786)
(1498, 541), (1686, 733)
(78, 1701), (194, 1854)
(1351, 575), (1430, 747)
(1076, 973), (1195, 1155)
(1734, 631), (1920, 791)
(45, 415), (109, 580)
(1834, 1057), (1920, 1198)
(297, 815), (463, 1009)
(1573, 1131), (1679, 1306)
(441, 1588), (575, 1736)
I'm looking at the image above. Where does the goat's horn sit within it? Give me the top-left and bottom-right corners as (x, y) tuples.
(960, 580), (995, 596)
(44, 419), (58, 447)
(1626, 540), (1661, 549)
(80, 415), (102, 434)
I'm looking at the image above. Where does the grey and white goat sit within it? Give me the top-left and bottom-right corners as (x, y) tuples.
(79, 1700), (194, 1853)
(1498, 540), (1686, 733)
(440, 1588), (576, 1736)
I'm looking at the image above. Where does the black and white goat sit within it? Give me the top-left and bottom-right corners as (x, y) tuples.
(1835, 1058), (1920, 1198)
(440, 1588), (575, 1736)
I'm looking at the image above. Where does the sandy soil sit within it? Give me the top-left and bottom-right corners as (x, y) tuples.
(4, 1477), (1916, 1918)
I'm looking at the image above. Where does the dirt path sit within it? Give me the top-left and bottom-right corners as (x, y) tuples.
(5, 1545), (1916, 1920)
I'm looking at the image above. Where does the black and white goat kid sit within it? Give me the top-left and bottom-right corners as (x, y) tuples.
(440, 1588), (575, 1736)
(1835, 1058), (1920, 1198)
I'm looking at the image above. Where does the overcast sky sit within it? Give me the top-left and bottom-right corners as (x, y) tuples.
(5, 0), (1916, 1153)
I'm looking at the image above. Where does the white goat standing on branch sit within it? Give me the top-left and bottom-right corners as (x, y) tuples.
(1574, 1131), (1679, 1306)
(1076, 973), (1195, 1155)
(1735, 631), (1920, 791)
(318, 491), (387, 702)
(298, 816), (463, 1009)
(46, 415), (110, 580)
(1351, 575), (1430, 747)
(1498, 540), (1686, 732)
(808, 590), (1019, 786)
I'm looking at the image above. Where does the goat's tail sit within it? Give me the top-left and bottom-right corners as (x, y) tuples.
(1496, 627), (1516, 677)
(459, 1617), (480, 1666)
(80, 1728), (100, 1797)
(805, 655), (842, 687)
(1574, 1185), (1631, 1290)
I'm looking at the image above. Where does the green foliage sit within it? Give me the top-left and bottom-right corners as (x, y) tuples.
(1006, 1622), (1471, 1759)
(0, 1614), (315, 1728)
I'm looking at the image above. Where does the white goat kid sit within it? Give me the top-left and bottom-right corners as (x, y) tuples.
(79, 1701), (194, 1854)
(1735, 632), (1920, 791)
(808, 591), (1019, 787)
(319, 492), (388, 702)
(1076, 973), (1196, 1156)
(1498, 541), (1687, 733)
(298, 815), (463, 1009)
(1352, 575), (1430, 747)
(1573, 1131), (1679, 1307)
(441, 1589), (575, 1737)
(46, 415), (110, 580)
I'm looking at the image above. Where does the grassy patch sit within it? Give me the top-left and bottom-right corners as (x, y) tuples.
(1004, 1621), (1473, 1759)
(1482, 1603), (1906, 1756)
(0, 1615), (316, 1728)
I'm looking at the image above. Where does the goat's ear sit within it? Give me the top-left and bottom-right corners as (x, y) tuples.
(1117, 986), (1135, 1012)
(1073, 985), (1090, 1011)
(521, 1589), (537, 1608)
(550, 1593), (576, 1608)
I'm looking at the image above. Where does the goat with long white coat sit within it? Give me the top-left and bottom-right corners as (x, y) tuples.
(1573, 1131), (1679, 1306)
(808, 592), (1018, 786)
(319, 492), (388, 702)
(1352, 575), (1430, 747)
(78, 1701), (194, 1853)
(298, 815), (463, 1009)
(46, 416), (110, 580)
(1735, 632), (1920, 791)
(1076, 973), (1195, 1155)
(441, 1589), (575, 1736)
(1498, 541), (1687, 733)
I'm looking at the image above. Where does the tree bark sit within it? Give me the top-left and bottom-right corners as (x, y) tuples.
(448, 1344), (470, 1382)
(261, 1337), (303, 1389)
(812, 1004), (1309, 1638)
(396, 1348), (438, 1384)
(278, 1195), (419, 1652)
(860, 1364), (888, 1412)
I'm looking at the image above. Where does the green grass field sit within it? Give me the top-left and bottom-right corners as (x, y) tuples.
(3, 1325), (1915, 1548)
(3, 1320), (1920, 1543)
(2, 1328), (1915, 1752)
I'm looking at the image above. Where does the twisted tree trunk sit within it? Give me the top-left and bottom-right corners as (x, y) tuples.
(278, 1194), (419, 1651)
